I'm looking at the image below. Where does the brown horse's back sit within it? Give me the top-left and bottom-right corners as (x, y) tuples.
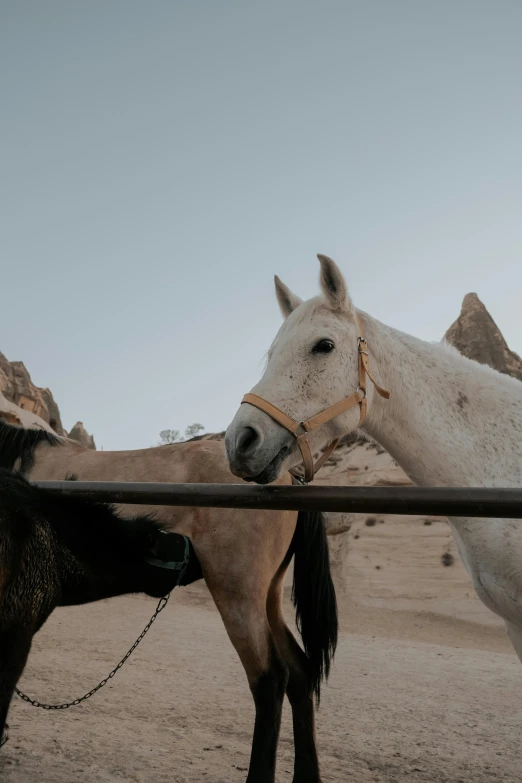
(29, 437), (295, 544)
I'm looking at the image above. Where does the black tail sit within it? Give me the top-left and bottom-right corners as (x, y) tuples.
(292, 509), (338, 704)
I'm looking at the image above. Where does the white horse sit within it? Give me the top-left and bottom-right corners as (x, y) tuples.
(226, 254), (522, 662)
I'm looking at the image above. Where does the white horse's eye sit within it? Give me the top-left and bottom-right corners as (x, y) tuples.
(312, 339), (335, 354)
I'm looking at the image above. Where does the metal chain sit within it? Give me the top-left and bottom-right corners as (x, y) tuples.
(15, 593), (171, 711)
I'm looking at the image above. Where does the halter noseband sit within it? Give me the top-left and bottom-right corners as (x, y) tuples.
(241, 314), (390, 484)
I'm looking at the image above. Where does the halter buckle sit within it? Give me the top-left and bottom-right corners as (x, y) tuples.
(356, 386), (367, 399)
(294, 421), (308, 437)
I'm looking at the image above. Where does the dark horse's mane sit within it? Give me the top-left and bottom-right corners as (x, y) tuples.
(0, 469), (163, 561)
(0, 420), (61, 474)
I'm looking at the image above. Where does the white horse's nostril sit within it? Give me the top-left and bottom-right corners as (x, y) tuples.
(235, 426), (259, 457)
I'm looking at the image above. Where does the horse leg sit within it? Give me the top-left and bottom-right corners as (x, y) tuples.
(0, 625), (33, 747)
(267, 563), (321, 783)
(203, 571), (289, 783)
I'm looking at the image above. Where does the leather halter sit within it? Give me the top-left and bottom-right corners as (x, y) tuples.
(241, 313), (390, 484)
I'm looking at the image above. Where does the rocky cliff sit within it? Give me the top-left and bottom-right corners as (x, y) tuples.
(0, 352), (65, 433)
(444, 292), (522, 380)
(0, 390), (56, 431)
(68, 421), (96, 450)
(0, 351), (95, 446)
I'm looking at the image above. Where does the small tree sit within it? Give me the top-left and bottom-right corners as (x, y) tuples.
(159, 429), (181, 445)
(185, 423), (205, 439)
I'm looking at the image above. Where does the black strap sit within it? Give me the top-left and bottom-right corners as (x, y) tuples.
(146, 534), (191, 586)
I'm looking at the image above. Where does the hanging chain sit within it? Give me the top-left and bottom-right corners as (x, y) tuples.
(15, 593), (171, 711)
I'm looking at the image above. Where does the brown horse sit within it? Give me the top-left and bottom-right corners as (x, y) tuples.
(0, 421), (337, 783)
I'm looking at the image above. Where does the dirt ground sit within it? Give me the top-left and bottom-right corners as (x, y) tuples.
(2, 572), (521, 783)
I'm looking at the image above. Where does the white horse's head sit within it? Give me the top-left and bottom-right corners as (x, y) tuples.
(226, 255), (380, 483)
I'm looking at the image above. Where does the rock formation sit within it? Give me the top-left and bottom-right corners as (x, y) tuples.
(444, 293), (522, 381)
(0, 390), (56, 432)
(0, 351), (95, 446)
(67, 421), (96, 450)
(0, 352), (65, 433)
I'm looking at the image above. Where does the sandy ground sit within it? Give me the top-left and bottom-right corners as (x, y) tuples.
(2, 572), (521, 783)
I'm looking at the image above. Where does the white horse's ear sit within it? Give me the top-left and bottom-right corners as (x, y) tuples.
(274, 276), (303, 318)
(317, 254), (353, 312)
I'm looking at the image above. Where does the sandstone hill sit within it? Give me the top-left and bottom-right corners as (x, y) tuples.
(67, 421), (96, 450)
(445, 292), (522, 381)
(0, 351), (95, 447)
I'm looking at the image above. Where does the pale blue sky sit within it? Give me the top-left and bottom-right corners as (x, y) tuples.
(1, 1), (521, 449)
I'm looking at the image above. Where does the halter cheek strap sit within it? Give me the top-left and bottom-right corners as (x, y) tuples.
(241, 313), (390, 484)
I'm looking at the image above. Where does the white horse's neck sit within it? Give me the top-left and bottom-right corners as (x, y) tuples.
(359, 312), (522, 488)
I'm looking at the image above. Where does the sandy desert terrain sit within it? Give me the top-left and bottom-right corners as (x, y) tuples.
(2, 513), (521, 783)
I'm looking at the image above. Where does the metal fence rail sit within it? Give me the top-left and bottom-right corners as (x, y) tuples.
(33, 481), (522, 518)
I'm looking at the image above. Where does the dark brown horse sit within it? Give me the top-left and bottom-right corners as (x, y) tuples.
(0, 468), (200, 747)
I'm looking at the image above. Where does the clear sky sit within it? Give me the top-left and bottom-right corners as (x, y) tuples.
(1, 1), (521, 449)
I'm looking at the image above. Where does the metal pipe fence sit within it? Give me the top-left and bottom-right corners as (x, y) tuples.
(33, 481), (522, 518)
